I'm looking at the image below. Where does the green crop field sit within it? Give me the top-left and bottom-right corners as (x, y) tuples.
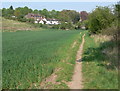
(2, 30), (83, 89)
(2, 29), (118, 89)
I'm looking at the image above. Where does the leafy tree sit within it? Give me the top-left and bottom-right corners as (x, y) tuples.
(2, 7), (14, 17)
(88, 6), (115, 34)
(58, 10), (80, 23)
(14, 6), (32, 21)
(60, 22), (73, 30)
(59, 10), (71, 22)
(68, 10), (80, 24)
(2, 8), (7, 17)
(114, 2), (120, 19)
(41, 9), (49, 18)
(8, 6), (14, 16)
(49, 10), (60, 19)
(102, 2), (120, 40)
(33, 9), (39, 14)
(14, 6), (32, 17)
(14, 9), (20, 17)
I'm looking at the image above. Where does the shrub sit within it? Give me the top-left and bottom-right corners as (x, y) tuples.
(88, 6), (115, 34)
(75, 22), (82, 29)
(52, 24), (60, 29)
(60, 22), (74, 30)
(34, 23), (43, 28)
(27, 19), (34, 23)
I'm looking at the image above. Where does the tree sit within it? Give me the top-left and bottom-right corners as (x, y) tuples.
(2, 8), (7, 17)
(58, 10), (71, 22)
(114, 2), (120, 19)
(69, 10), (80, 24)
(14, 9), (20, 17)
(40, 9), (49, 18)
(33, 9), (39, 14)
(103, 2), (120, 40)
(2, 7), (14, 17)
(88, 6), (115, 34)
(80, 11), (88, 21)
(14, 6), (32, 20)
(23, 6), (32, 15)
(49, 10), (60, 19)
(58, 10), (80, 23)
(60, 22), (73, 30)
(9, 5), (13, 10)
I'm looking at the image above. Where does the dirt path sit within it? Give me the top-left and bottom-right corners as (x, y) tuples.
(67, 34), (85, 89)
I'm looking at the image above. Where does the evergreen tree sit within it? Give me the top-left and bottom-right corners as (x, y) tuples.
(9, 5), (13, 10)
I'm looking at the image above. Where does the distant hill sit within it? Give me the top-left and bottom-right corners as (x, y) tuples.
(1, 17), (40, 32)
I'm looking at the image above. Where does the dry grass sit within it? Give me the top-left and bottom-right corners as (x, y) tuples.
(91, 34), (118, 70)
(1, 17), (40, 32)
(91, 34), (113, 43)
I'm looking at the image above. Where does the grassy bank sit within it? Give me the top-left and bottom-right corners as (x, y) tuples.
(1, 17), (41, 32)
(82, 33), (118, 89)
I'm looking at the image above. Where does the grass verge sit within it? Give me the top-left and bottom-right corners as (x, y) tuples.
(82, 33), (118, 89)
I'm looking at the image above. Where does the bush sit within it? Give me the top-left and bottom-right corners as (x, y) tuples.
(101, 25), (118, 41)
(60, 22), (74, 30)
(34, 23), (43, 28)
(18, 18), (27, 22)
(27, 19), (34, 23)
(75, 22), (82, 29)
(52, 24), (60, 29)
(42, 24), (50, 29)
(88, 6), (115, 34)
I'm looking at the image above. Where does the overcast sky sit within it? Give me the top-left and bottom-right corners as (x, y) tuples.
(2, 2), (117, 12)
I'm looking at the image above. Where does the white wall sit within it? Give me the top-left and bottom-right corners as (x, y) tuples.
(39, 20), (44, 24)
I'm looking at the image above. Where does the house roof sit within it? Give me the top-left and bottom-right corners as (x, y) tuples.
(47, 18), (59, 21)
(25, 13), (46, 21)
(27, 13), (42, 17)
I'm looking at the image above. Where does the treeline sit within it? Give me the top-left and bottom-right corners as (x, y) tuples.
(1, 2), (119, 32)
(2, 6), (80, 22)
(2, 6), (59, 21)
(1, 6), (84, 29)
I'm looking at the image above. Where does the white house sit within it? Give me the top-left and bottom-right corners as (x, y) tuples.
(81, 26), (86, 29)
(25, 13), (61, 25)
(52, 21), (59, 25)
(34, 18), (46, 24)
(34, 21), (38, 23)
(46, 19), (60, 25)
(11, 16), (16, 18)
(39, 20), (44, 24)
(46, 21), (51, 25)
(42, 18), (47, 22)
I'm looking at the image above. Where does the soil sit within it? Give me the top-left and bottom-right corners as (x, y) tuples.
(67, 34), (85, 89)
